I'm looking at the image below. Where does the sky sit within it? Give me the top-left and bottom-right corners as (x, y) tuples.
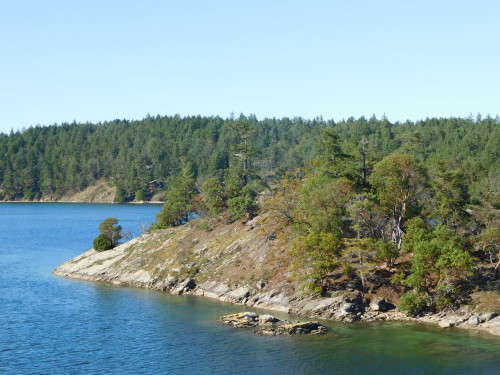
(0, 0), (499, 134)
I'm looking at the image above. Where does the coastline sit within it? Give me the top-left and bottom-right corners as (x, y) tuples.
(53, 217), (500, 337)
(0, 200), (163, 204)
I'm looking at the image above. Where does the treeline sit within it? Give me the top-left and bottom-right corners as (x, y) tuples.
(258, 127), (499, 315)
(150, 121), (499, 315)
(0, 113), (498, 203)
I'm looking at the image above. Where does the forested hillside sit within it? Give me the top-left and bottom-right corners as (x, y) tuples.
(0, 114), (498, 202)
(3, 113), (498, 315)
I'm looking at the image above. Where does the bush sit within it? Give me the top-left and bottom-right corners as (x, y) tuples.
(114, 186), (126, 203)
(398, 291), (429, 315)
(93, 234), (113, 251)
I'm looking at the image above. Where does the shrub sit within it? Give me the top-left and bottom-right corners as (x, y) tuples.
(93, 234), (113, 251)
(398, 291), (429, 315)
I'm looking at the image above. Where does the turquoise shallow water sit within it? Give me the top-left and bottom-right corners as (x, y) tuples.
(0, 203), (498, 375)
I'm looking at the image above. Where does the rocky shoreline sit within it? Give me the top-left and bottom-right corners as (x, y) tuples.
(54, 252), (500, 337)
(53, 218), (500, 337)
(218, 312), (328, 335)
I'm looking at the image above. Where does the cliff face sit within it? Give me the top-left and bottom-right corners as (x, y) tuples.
(54, 216), (500, 336)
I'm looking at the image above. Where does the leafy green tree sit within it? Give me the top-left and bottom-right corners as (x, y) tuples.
(290, 231), (343, 293)
(342, 238), (377, 290)
(227, 185), (258, 220)
(371, 238), (399, 268)
(155, 160), (196, 228)
(291, 175), (354, 291)
(230, 118), (255, 185)
(96, 217), (122, 248)
(346, 193), (386, 240)
(201, 177), (227, 216)
(370, 154), (427, 254)
(313, 128), (355, 181)
(260, 169), (303, 239)
(478, 227), (500, 280)
(135, 187), (147, 202)
(400, 218), (473, 312)
(93, 234), (113, 251)
(114, 186), (127, 203)
(430, 163), (470, 227)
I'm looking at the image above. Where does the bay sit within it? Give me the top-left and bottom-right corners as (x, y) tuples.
(0, 203), (498, 375)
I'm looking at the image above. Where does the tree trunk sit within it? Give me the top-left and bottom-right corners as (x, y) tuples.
(391, 217), (404, 254)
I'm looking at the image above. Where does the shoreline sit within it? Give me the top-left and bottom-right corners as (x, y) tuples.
(0, 200), (163, 204)
(53, 242), (500, 337)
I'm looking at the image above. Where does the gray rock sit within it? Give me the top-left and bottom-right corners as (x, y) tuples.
(226, 287), (251, 302)
(370, 297), (387, 312)
(258, 314), (279, 323)
(438, 319), (455, 328)
(479, 312), (497, 323)
(256, 280), (266, 290)
(468, 315), (480, 326)
(171, 278), (196, 295)
(218, 312), (327, 335)
(242, 312), (259, 319)
(483, 316), (500, 327)
(264, 322), (327, 335)
(341, 303), (356, 314)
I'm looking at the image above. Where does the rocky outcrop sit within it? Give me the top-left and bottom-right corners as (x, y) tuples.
(218, 312), (327, 335)
(369, 296), (387, 312)
(54, 216), (500, 337)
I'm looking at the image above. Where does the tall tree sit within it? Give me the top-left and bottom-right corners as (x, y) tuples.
(430, 163), (470, 228)
(155, 160), (196, 228)
(370, 154), (427, 254)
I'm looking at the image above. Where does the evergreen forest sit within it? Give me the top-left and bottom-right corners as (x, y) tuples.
(0, 113), (498, 203)
(0, 113), (499, 314)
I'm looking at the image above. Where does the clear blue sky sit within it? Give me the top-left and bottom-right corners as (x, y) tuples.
(1, 0), (499, 133)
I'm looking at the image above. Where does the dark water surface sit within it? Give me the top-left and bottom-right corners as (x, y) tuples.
(0, 203), (498, 374)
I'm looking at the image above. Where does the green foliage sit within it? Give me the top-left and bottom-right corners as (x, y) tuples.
(227, 186), (258, 220)
(114, 186), (127, 203)
(288, 173), (354, 292)
(135, 187), (147, 201)
(402, 218), (473, 310)
(93, 234), (113, 251)
(155, 160), (196, 228)
(398, 291), (429, 315)
(1, 113), (497, 311)
(93, 217), (122, 251)
(370, 154), (426, 221)
(98, 217), (123, 248)
(477, 226), (500, 279)
(290, 231), (342, 292)
(370, 154), (427, 254)
(370, 239), (398, 267)
(295, 175), (353, 235)
(313, 128), (361, 185)
(430, 163), (470, 227)
(201, 177), (226, 216)
(200, 167), (260, 222)
(342, 238), (377, 290)
(0, 115), (497, 206)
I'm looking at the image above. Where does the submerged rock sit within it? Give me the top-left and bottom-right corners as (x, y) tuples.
(218, 312), (327, 335)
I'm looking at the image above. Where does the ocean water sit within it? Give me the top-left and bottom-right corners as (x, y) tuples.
(0, 203), (498, 375)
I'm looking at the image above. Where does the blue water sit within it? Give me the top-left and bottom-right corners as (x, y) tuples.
(0, 203), (498, 375)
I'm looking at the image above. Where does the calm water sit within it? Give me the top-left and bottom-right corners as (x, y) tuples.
(0, 203), (498, 375)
